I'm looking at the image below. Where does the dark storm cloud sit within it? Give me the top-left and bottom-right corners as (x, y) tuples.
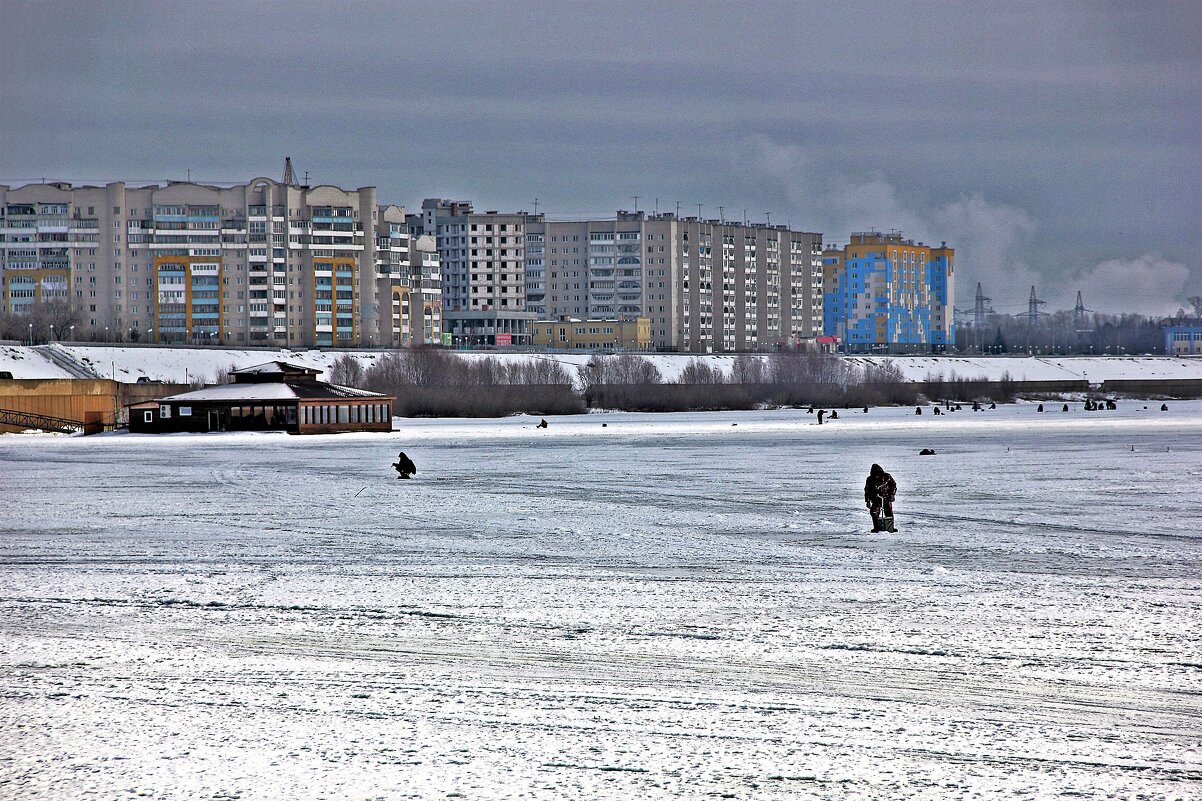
(2, 0), (1198, 314)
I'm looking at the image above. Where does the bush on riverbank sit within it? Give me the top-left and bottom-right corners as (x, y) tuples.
(363, 349), (585, 417)
(584, 351), (919, 412)
(353, 348), (1022, 417)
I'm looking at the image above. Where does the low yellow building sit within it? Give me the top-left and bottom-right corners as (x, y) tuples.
(0, 378), (187, 433)
(533, 317), (651, 351)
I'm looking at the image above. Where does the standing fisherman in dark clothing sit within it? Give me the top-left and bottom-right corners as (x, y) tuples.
(864, 463), (898, 532)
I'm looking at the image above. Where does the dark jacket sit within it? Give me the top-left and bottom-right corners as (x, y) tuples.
(864, 464), (896, 506)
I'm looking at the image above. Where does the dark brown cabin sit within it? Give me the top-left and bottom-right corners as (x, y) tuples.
(126, 361), (393, 435)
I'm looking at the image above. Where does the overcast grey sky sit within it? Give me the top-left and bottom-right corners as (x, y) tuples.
(2, 0), (1198, 315)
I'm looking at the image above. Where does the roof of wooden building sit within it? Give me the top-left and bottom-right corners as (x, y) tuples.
(129, 381), (388, 406)
(233, 361), (322, 383)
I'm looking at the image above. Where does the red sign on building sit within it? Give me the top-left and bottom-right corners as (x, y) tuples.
(496, 333), (513, 346)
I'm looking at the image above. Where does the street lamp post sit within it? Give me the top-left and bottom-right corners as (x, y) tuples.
(28, 323), (33, 345)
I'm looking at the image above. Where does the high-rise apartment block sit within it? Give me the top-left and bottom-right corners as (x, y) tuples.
(0, 171), (440, 349)
(528, 212), (823, 352)
(675, 216), (823, 353)
(524, 213), (677, 345)
(821, 231), (954, 352)
(409, 199), (539, 346)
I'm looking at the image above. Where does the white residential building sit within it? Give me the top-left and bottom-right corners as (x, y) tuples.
(409, 199), (539, 346)
(527, 211), (823, 352)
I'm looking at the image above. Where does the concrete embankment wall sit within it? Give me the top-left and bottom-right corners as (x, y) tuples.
(907, 378), (1202, 400)
(1099, 379), (1202, 398)
(911, 379), (1089, 400)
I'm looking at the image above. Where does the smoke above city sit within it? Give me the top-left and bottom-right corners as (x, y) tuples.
(743, 137), (1193, 316)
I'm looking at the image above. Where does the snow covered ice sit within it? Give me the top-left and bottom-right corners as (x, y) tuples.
(1, 404), (1200, 799)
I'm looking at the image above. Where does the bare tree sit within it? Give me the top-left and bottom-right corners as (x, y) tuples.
(504, 357), (573, 386)
(213, 362), (239, 385)
(614, 354), (663, 384)
(677, 357), (726, 385)
(329, 353), (366, 387)
(363, 349), (583, 416)
(0, 300), (82, 344)
(861, 360), (907, 385)
(730, 354), (767, 384)
(578, 354), (609, 389)
(403, 347), (458, 386)
(364, 351), (405, 388)
(582, 353), (664, 386)
(770, 349), (833, 385)
(465, 356), (505, 386)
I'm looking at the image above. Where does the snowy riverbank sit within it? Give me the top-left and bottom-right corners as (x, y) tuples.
(2, 342), (1200, 385)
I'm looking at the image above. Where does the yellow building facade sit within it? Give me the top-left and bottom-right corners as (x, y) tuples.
(533, 317), (651, 351)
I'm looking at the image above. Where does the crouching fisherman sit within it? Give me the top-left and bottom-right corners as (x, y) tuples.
(393, 451), (417, 479)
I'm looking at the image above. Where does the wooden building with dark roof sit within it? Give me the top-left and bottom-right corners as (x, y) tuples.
(127, 361), (393, 435)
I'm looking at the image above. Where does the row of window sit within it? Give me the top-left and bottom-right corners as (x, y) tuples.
(301, 402), (390, 426)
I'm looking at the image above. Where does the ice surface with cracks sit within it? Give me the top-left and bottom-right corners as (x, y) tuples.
(1, 403), (1200, 799)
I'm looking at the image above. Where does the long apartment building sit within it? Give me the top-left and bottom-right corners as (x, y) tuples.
(409, 199), (538, 346)
(822, 231), (955, 352)
(0, 172), (403, 348)
(528, 211), (823, 352)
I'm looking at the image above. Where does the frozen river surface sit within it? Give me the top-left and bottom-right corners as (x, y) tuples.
(1, 403), (1200, 800)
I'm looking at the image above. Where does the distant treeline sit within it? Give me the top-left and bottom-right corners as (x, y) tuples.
(320, 350), (1002, 417)
(955, 310), (1174, 355)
